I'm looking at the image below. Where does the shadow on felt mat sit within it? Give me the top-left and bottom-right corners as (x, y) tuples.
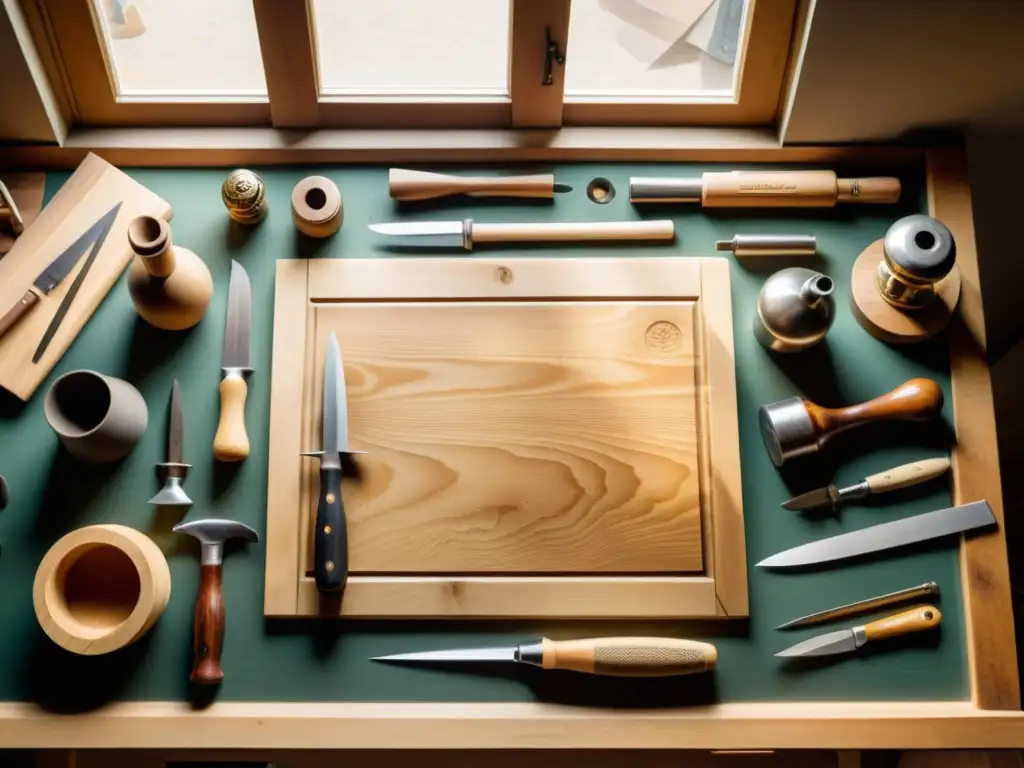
(127, 316), (194, 384)
(24, 628), (154, 713)
(525, 667), (717, 708)
(33, 449), (122, 540)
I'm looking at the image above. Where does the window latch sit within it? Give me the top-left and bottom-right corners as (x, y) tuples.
(543, 26), (565, 86)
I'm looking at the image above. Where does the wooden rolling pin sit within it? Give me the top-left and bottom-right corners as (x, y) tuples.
(390, 168), (571, 201)
(630, 170), (901, 207)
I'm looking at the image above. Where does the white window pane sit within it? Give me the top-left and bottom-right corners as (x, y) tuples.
(92, 0), (267, 97)
(312, 0), (510, 95)
(565, 0), (747, 98)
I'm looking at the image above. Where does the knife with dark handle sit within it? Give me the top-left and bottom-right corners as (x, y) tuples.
(0, 291), (40, 338)
(313, 451), (347, 592)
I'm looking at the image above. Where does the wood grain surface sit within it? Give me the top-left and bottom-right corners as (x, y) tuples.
(307, 302), (703, 574)
(0, 154), (171, 400)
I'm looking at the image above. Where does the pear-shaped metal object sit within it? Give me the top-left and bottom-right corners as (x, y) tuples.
(754, 267), (836, 353)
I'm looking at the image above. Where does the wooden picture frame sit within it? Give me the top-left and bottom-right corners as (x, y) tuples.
(264, 257), (747, 619)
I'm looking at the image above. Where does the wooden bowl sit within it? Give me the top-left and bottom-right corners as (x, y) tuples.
(33, 525), (171, 655)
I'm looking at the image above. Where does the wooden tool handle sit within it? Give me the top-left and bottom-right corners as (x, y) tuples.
(837, 177), (902, 204)
(0, 288), (40, 339)
(808, 378), (943, 437)
(214, 373), (249, 462)
(863, 605), (941, 642)
(389, 169), (555, 201)
(864, 457), (951, 493)
(702, 170), (839, 208)
(191, 564), (226, 685)
(540, 637), (717, 677)
(313, 459), (348, 593)
(473, 220), (674, 243)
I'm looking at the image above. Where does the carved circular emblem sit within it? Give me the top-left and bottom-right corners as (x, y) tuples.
(645, 320), (683, 354)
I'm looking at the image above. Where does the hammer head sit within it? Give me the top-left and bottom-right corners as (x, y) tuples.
(173, 518), (258, 565)
(758, 397), (818, 467)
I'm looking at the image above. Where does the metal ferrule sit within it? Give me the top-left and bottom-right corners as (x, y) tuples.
(717, 234), (817, 257)
(629, 177), (703, 204)
(515, 640), (545, 668)
(463, 219), (474, 251)
(222, 366), (252, 380)
(852, 626), (868, 649)
(837, 480), (871, 502)
(200, 541), (224, 567)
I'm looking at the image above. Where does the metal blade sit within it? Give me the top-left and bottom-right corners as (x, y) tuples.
(371, 646), (517, 664)
(776, 629), (858, 658)
(34, 202), (122, 294)
(322, 330), (350, 453)
(553, 183), (573, 193)
(167, 378), (184, 464)
(758, 500), (996, 569)
(781, 485), (839, 513)
(222, 260), (252, 370)
(368, 221), (464, 248)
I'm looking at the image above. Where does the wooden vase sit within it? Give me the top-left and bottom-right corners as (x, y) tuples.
(127, 216), (213, 330)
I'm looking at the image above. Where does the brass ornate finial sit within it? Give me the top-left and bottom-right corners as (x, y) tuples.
(222, 169), (268, 224)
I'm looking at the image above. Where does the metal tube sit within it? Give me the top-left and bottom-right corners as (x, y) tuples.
(716, 234), (817, 257)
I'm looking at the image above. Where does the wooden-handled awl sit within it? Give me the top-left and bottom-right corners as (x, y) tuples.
(390, 168), (572, 201)
(372, 637), (717, 677)
(782, 457), (951, 513)
(214, 261), (252, 462)
(173, 519), (259, 684)
(759, 378), (944, 466)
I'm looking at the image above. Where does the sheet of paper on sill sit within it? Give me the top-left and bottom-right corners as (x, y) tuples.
(626, 0), (716, 64)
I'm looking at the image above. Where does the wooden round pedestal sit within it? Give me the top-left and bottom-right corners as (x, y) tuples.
(33, 524), (171, 655)
(851, 239), (961, 344)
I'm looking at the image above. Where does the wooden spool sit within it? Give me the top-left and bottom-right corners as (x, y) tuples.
(291, 176), (343, 238)
(851, 239), (961, 344)
(33, 524), (171, 655)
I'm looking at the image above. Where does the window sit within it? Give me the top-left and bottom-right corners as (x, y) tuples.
(24, 0), (796, 128)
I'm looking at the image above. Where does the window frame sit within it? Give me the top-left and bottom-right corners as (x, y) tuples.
(22, 0), (795, 130)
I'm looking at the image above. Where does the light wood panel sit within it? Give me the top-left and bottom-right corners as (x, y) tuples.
(928, 148), (1020, 711)
(4, 701), (1024, 750)
(266, 257), (745, 618)
(510, 0), (570, 127)
(0, 152), (170, 400)
(309, 302), (703, 574)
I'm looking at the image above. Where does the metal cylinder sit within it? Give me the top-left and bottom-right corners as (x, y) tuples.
(876, 214), (956, 310)
(629, 177), (703, 203)
(716, 234), (817, 257)
(754, 267), (836, 353)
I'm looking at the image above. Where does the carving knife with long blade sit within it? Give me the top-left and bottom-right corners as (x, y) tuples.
(149, 379), (191, 506)
(776, 605), (941, 658)
(213, 261), (252, 462)
(303, 330), (365, 593)
(757, 500), (996, 569)
(372, 637), (718, 677)
(368, 219), (674, 250)
(0, 202), (121, 346)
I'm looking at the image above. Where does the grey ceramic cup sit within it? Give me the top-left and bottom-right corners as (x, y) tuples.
(44, 370), (148, 462)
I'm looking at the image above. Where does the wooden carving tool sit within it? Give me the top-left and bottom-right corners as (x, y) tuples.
(776, 605), (941, 657)
(630, 170), (901, 207)
(389, 169), (572, 201)
(214, 261), (253, 462)
(782, 457), (951, 514)
(368, 219), (674, 250)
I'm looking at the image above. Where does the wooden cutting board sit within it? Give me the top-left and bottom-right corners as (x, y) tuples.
(266, 257), (746, 619)
(0, 154), (171, 400)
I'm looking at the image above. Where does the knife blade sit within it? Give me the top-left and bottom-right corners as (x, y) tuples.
(149, 378), (192, 506)
(776, 605), (941, 658)
(368, 219), (675, 250)
(0, 202), (121, 344)
(782, 457), (951, 514)
(372, 637), (718, 677)
(758, 500), (996, 569)
(304, 330), (365, 594)
(213, 261), (252, 462)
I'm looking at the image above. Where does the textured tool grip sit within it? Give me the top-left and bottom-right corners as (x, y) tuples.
(191, 564), (225, 685)
(214, 373), (249, 462)
(865, 457), (950, 494)
(864, 605), (941, 642)
(0, 289), (39, 340)
(542, 637), (717, 677)
(314, 459), (348, 593)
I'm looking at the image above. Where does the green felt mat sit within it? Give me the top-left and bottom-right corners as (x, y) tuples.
(0, 163), (964, 709)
